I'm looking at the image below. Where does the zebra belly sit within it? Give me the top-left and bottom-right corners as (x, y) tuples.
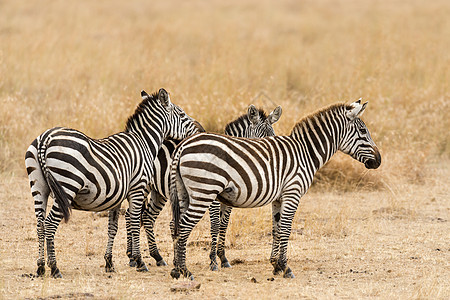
(71, 179), (129, 212)
(217, 180), (279, 209)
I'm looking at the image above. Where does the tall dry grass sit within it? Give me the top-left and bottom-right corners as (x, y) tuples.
(1, 0), (449, 190)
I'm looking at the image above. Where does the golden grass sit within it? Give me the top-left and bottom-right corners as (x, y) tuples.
(1, 0), (449, 182)
(1, 0), (449, 298)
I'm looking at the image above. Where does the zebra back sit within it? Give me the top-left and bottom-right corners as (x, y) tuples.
(152, 105), (282, 199)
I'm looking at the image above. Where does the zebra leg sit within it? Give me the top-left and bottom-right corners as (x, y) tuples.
(208, 200), (220, 271)
(124, 208), (136, 267)
(274, 198), (299, 279)
(44, 204), (67, 278)
(26, 149), (50, 277)
(142, 190), (168, 266)
(270, 200), (282, 274)
(128, 192), (148, 272)
(171, 197), (214, 280)
(104, 206), (120, 272)
(217, 203), (233, 268)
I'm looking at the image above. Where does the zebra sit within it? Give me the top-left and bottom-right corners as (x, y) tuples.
(169, 99), (381, 280)
(25, 88), (198, 278)
(124, 104), (282, 270)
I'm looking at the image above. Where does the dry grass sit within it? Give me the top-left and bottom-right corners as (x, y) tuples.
(1, 0), (449, 299)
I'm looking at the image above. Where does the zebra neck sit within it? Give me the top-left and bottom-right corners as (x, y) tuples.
(290, 118), (341, 173)
(126, 114), (165, 160)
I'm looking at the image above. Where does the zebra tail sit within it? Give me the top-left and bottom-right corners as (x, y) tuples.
(38, 138), (72, 223)
(169, 146), (184, 237)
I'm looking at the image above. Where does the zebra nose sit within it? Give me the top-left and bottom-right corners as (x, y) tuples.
(365, 146), (381, 169)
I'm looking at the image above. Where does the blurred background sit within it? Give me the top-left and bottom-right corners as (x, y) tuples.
(1, 0), (449, 191)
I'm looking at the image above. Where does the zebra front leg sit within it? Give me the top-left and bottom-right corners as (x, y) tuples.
(128, 192), (148, 272)
(208, 200), (220, 271)
(142, 190), (168, 266)
(124, 208), (136, 267)
(270, 200), (282, 274)
(44, 206), (65, 278)
(217, 203), (233, 268)
(104, 207), (120, 272)
(274, 197), (299, 279)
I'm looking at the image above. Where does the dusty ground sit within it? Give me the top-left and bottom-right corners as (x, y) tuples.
(0, 162), (448, 299)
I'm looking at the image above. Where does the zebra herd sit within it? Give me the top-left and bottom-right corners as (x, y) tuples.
(25, 88), (380, 280)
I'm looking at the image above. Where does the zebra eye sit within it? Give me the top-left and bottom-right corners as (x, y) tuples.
(359, 128), (367, 135)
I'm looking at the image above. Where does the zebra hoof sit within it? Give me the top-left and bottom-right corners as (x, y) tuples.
(170, 268), (181, 279)
(283, 267), (295, 279)
(182, 269), (194, 280)
(50, 267), (62, 279)
(105, 255), (115, 272)
(221, 261), (232, 268)
(129, 259), (137, 267)
(210, 264), (219, 271)
(36, 265), (45, 277)
(156, 259), (167, 267)
(136, 263), (149, 272)
(105, 266), (116, 273)
(273, 263), (283, 275)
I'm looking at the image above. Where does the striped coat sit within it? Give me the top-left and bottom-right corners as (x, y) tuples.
(25, 89), (198, 277)
(169, 100), (381, 279)
(125, 104), (282, 269)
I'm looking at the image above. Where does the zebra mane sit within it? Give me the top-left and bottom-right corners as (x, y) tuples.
(290, 103), (353, 134)
(125, 91), (159, 131)
(224, 108), (268, 133)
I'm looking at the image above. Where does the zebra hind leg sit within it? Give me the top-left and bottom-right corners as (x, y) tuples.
(208, 200), (220, 271)
(171, 196), (215, 280)
(104, 207), (120, 272)
(142, 191), (168, 266)
(44, 205), (69, 278)
(217, 203), (233, 268)
(26, 145), (50, 277)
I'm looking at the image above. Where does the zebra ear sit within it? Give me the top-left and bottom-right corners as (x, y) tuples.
(158, 88), (171, 108)
(141, 90), (150, 100)
(247, 104), (260, 125)
(347, 100), (368, 120)
(268, 106), (282, 124)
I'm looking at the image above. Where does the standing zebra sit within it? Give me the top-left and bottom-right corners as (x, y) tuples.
(25, 88), (198, 278)
(125, 104), (282, 270)
(169, 99), (381, 279)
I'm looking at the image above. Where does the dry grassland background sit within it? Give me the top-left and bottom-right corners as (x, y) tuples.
(0, 0), (449, 299)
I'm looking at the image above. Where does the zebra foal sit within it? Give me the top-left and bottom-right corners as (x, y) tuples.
(170, 99), (381, 279)
(125, 104), (282, 269)
(25, 88), (198, 278)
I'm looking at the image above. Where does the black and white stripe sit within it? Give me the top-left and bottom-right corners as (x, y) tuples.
(125, 104), (282, 269)
(25, 88), (198, 278)
(169, 99), (381, 279)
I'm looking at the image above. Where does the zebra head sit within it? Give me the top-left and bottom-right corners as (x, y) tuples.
(246, 105), (282, 138)
(339, 99), (381, 169)
(142, 88), (199, 140)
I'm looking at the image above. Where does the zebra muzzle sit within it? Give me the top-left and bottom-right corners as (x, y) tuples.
(364, 147), (381, 169)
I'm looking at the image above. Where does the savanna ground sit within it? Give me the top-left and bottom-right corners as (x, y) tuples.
(0, 0), (449, 299)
